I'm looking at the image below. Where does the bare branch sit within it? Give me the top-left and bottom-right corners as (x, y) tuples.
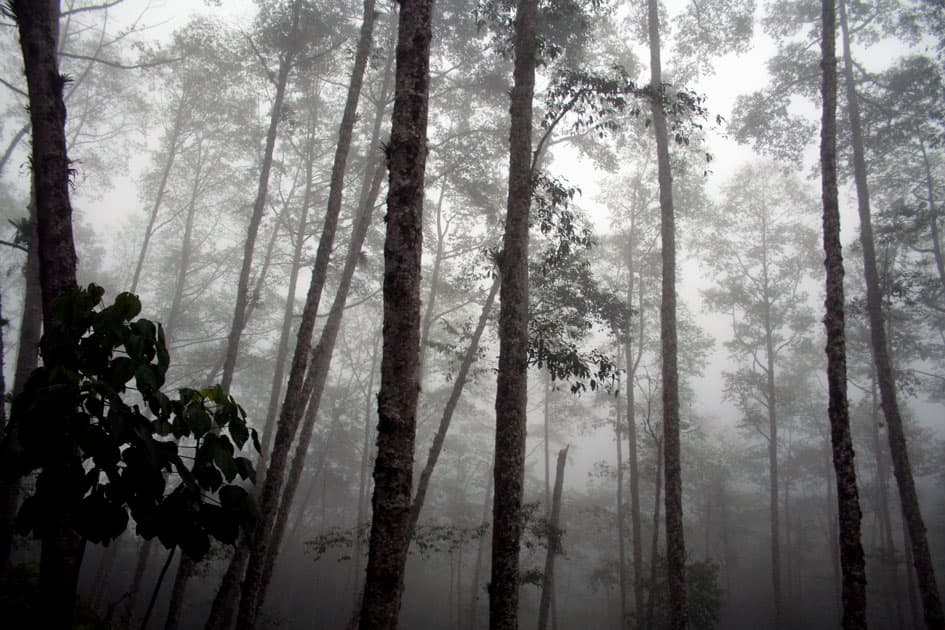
(58, 51), (179, 70)
(60, 1), (125, 17)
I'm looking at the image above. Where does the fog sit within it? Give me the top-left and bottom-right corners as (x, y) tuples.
(0, 0), (942, 629)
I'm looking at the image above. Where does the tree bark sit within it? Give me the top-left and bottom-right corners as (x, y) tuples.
(626, 234), (646, 629)
(12, 1), (84, 626)
(615, 367), (628, 628)
(489, 1), (538, 628)
(837, 0), (945, 626)
(646, 0), (686, 625)
(359, 0), (433, 625)
(537, 447), (568, 630)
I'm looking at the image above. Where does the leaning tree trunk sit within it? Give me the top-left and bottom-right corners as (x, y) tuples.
(223, 4), (380, 628)
(358, 1), (433, 626)
(837, 0), (945, 626)
(219, 0), (302, 394)
(489, 1), (538, 628)
(408, 278), (499, 538)
(537, 447), (569, 630)
(819, 1), (868, 625)
(645, 0), (687, 626)
(250, 149), (386, 623)
(12, 2), (83, 627)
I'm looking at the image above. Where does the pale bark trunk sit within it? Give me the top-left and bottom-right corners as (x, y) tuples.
(258, 129), (317, 472)
(646, 0), (686, 625)
(626, 238), (645, 628)
(837, 0), (944, 625)
(351, 332), (381, 606)
(469, 475), (493, 630)
(130, 94), (186, 294)
(644, 437), (663, 630)
(219, 0), (302, 394)
(490, 1), (538, 628)
(537, 447), (568, 630)
(232, 4), (379, 627)
(615, 369), (628, 627)
(359, 0), (433, 624)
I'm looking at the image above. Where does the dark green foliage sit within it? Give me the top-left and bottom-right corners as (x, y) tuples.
(529, 174), (627, 392)
(8, 285), (258, 560)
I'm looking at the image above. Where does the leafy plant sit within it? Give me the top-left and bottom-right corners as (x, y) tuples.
(9, 284), (258, 560)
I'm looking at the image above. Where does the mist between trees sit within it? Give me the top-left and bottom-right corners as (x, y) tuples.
(0, 0), (943, 629)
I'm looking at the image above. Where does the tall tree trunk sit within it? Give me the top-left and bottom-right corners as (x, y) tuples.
(626, 241), (645, 629)
(489, 1), (538, 628)
(837, 0), (944, 626)
(351, 331), (381, 608)
(121, 539), (154, 627)
(469, 474), (493, 630)
(871, 375), (904, 627)
(409, 278), (499, 539)
(219, 0), (302, 394)
(359, 1), (433, 625)
(164, 135), (206, 343)
(130, 94), (187, 294)
(0, 204), (40, 570)
(615, 368), (628, 628)
(537, 447), (568, 630)
(13, 2), (83, 626)
(644, 437), (663, 630)
(820, 4), (869, 625)
(646, 0), (686, 625)
(164, 554), (193, 630)
(763, 314), (782, 627)
(258, 124), (318, 471)
(229, 4), (379, 627)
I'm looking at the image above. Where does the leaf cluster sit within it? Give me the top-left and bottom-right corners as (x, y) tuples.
(7, 285), (259, 560)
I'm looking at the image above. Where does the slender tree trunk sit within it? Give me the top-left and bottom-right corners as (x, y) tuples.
(164, 136), (205, 343)
(537, 447), (568, 630)
(646, 0), (686, 625)
(13, 2), (84, 626)
(359, 1), (433, 625)
(763, 318), (782, 627)
(837, 0), (944, 626)
(469, 475), (493, 630)
(871, 375), (904, 627)
(139, 545), (175, 630)
(219, 0), (301, 394)
(626, 247), (645, 629)
(820, 5), (869, 624)
(130, 94), (186, 294)
(121, 539), (154, 627)
(351, 331), (381, 608)
(408, 279), (499, 538)
(645, 437), (663, 630)
(490, 1), (538, 628)
(258, 125), (318, 471)
(615, 369), (628, 628)
(229, 5), (379, 628)
(164, 554), (193, 630)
